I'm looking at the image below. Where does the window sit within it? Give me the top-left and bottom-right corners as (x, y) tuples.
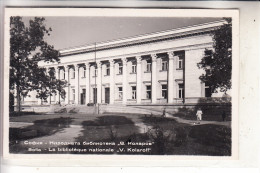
(178, 84), (184, 98)
(161, 60), (168, 71)
(146, 85), (151, 99)
(132, 63), (136, 73)
(146, 60), (151, 72)
(118, 87), (123, 100)
(72, 89), (75, 101)
(118, 63), (123, 75)
(131, 86), (136, 99)
(82, 67), (86, 78)
(71, 69), (75, 79)
(162, 85), (168, 99)
(178, 56), (184, 69)
(106, 65), (110, 76)
(205, 82), (212, 97)
(60, 69), (65, 80)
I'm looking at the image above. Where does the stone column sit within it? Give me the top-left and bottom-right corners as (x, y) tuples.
(167, 52), (175, 104)
(74, 64), (79, 104)
(151, 54), (157, 104)
(136, 56), (142, 104)
(97, 61), (102, 104)
(55, 66), (60, 104)
(122, 57), (127, 104)
(85, 62), (90, 105)
(64, 66), (70, 104)
(109, 59), (115, 104)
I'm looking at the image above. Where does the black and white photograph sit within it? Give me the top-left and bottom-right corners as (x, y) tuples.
(3, 8), (239, 157)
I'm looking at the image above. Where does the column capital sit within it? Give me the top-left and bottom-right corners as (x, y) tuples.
(122, 57), (127, 65)
(65, 65), (70, 71)
(151, 54), (157, 62)
(167, 52), (175, 60)
(136, 56), (142, 64)
(74, 64), (80, 69)
(54, 66), (59, 70)
(85, 62), (90, 69)
(109, 59), (115, 65)
(96, 61), (102, 68)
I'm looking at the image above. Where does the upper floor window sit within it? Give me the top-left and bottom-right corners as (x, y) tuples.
(178, 84), (184, 98)
(146, 85), (151, 99)
(60, 69), (65, 80)
(132, 62), (136, 73)
(71, 68), (75, 79)
(106, 65), (110, 76)
(146, 59), (151, 72)
(82, 67), (86, 78)
(161, 60), (168, 71)
(178, 56), (184, 69)
(162, 85), (168, 99)
(118, 63), (123, 75)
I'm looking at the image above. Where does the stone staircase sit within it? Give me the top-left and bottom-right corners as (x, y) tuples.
(99, 104), (163, 116)
(49, 104), (166, 115)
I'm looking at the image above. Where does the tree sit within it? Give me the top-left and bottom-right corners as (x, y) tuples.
(197, 18), (232, 93)
(10, 16), (66, 112)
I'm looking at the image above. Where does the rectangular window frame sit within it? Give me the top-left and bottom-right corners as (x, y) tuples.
(118, 87), (123, 100)
(118, 63), (123, 75)
(178, 56), (184, 69)
(106, 65), (110, 76)
(146, 85), (151, 99)
(161, 60), (168, 71)
(161, 84), (168, 99)
(178, 83), (184, 98)
(71, 69), (75, 79)
(131, 86), (136, 100)
(132, 64), (137, 74)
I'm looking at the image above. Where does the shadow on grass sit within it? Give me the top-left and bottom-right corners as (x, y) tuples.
(9, 117), (74, 153)
(139, 116), (231, 156)
(189, 124), (231, 156)
(70, 115), (154, 154)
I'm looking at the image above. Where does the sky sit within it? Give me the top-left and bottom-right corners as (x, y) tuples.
(25, 17), (221, 50)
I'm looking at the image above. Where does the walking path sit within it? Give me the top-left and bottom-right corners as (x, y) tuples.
(166, 113), (231, 127)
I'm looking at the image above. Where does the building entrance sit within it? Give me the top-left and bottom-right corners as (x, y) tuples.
(81, 89), (86, 105)
(105, 87), (110, 104)
(93, 88), (97, 104)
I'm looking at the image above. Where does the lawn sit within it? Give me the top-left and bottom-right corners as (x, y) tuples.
(9, 113), (231, 155)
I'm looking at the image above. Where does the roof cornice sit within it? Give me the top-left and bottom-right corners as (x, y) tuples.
(59, 20), (225, 57)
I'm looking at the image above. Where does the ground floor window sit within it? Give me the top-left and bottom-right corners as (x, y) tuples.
(118, 87), (123, 100)
(178, 84), (184, 98)
(72, 89), (75, 101)
(131, 86), (136, 99)
(162, 84), (168, 99)
(146, 85), (151, 99)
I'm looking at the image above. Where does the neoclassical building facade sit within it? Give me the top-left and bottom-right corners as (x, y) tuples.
(23, 20), (229, 106)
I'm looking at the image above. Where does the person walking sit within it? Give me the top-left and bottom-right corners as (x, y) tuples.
(196, 108), (203, 124)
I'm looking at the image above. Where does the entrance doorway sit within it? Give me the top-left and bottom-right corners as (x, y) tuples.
(93, 88), (97, 104)
(105, 87), (110, 104)
(81, 89), (86, 105)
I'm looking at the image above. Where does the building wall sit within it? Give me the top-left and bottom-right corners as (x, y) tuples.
(21, 23), (231, 106)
